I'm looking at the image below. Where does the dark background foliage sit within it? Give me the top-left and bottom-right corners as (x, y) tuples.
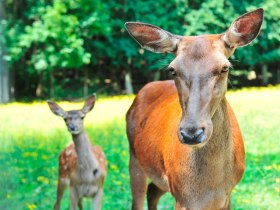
(0, 0), (279, 101)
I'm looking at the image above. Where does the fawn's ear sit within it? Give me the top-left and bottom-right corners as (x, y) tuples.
(223, 8), (264, 48)
(47, 100), (66, 118)
(125, 22), (181, 53)
(82, 94), (96, 114)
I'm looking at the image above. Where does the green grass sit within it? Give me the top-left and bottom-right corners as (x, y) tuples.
(0, 88), (279, 210)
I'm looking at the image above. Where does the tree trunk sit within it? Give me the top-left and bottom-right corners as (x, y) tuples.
(83, 68), (88, 98)
(261, 64), (268, 85)
(50, 71), (54, 99)
(277, 67), (280, 84)
(0, 57), (10, 103)
(10, 69), (15, 100)
(36, 71), (43, 97)
(125, 71), (133, 94)
(74, 68), (79, 79)
(0, 6), (10, 103)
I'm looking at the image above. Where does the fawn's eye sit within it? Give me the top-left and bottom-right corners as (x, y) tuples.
(167, 66), (177, 76)
(81, 116), (85, 120)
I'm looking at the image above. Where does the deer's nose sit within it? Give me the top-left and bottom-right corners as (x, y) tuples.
(68, 124), (76, 131)
(179, 127), (205, 145)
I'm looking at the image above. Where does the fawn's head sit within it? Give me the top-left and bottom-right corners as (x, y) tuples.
(47, 94), (96, 135)
(125, 8), (263, 147)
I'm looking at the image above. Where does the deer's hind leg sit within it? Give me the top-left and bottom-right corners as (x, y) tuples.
(129, 150), (148, 210)
(147, 182), (166, 210)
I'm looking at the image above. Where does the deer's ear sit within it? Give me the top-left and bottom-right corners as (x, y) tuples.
(47, 100), (66, 118)
(223, 8), (264, 48)
(125, 22), (181, 53)
(82, 94), (96, 114)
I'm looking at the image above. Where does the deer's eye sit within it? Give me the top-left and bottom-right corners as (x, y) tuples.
(221, 66), (230, 73)
(167, 66), (177, 76)
(81, 115), (85, 120)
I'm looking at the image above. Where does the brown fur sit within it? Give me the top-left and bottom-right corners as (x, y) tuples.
(127, 81), (245, 209)
(125, 8), (263, 210)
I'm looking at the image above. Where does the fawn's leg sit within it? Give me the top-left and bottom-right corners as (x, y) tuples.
(92, 188), (103, 210)
(53, 178), (68, 210)
(70, 186), (79, 210)
(78, 198), (83, 210)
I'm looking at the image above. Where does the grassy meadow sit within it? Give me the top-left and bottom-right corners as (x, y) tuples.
(0, 87), (279, 210)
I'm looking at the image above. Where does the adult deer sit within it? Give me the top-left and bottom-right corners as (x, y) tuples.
(125, 8), (263, 210)
(47, 94), (107, 210)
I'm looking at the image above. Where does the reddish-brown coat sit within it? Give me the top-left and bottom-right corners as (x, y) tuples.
(125, 8), (263, 209)
(127, 80), (245, 208)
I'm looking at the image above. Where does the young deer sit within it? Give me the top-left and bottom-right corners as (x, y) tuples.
(47, 94), (107, 210)
(125, 9), (263, 210)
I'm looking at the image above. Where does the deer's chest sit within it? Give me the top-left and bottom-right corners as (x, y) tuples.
(70, 167), (101, 185)
(176, 188), (231, 210)
(69, 166), (103, 198)
(75, 184), (99, 198)
(70, 169), (102, 198)
(167, 154), (235, 209)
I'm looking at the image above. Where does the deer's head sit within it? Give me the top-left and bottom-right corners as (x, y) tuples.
(47, 94), (96, 135)
(125, 8), (263, 146)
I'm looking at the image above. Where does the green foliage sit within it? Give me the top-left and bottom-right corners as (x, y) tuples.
(0, 89), (280, 209)
(1, 0), (111, 98)
(1, 0), (279, 99)
(184, 0), (280, 67)
(2, 0), (110, 71)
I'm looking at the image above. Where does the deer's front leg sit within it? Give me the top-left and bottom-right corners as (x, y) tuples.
(70, 186), (79, 210)
(93, 188), (103, 210)
(129, 151), (148, 210)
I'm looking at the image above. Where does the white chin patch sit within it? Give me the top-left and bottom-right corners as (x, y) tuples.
(69, 130), (80, 135)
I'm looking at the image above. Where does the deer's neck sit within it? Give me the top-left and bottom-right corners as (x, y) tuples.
(72, 130), (97, 170)
(191, 99), (233, 174)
